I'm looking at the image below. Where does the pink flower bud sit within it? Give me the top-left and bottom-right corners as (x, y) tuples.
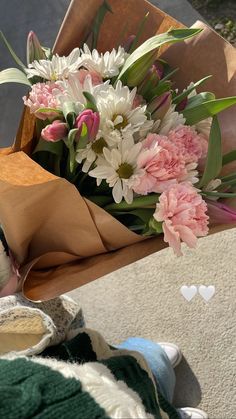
(75, 109), (100, 141)
(27, 31), (46, 65)
(138, 64), (160, 96)
(41, 120), (68, 142)
(153, 60), (165, 79)
(148, 92), (171, 120)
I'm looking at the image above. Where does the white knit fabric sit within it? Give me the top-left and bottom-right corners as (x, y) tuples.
(0, 293), (83, 356)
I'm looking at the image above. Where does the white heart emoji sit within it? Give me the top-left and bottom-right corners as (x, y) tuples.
(180, 285), (197, 302)
(198, 285), (215, 302)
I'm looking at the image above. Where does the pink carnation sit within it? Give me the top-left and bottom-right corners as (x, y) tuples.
(168, 125), (208, 164)
(23, 82), (62, 120)
(133, 133), (187, 195)
(154, 183), (209, 256)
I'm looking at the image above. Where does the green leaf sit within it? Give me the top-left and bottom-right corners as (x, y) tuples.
(184, 92), (215, 109)
(173, 75), (212, 105)
(146, 80), (171, 102)
(62, 102), (77, 127)
(201, 191), (236, 198)
(33, 138), (64, 157)
(105, 194), (160, 211)
(118, 28), (202, 81)
(0, 68), (31, 86)
(183, 96), (236, 125)
(67, 128), (79, 148)
(220, 172), (236, 182)
(0, 31), (26, 71)
(36, 107), (63, 116)
(84, 0), (113, 50)
(198, 116), (222, 187)
(160, 67), (179, 83)
(222, 150), (236, 166)
(129, 12), (149, 53)
(83, 91), (98, 112)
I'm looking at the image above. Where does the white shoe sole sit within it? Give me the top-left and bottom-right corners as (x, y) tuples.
(177, 407), (208, 419)
(158, 342), (182, 368)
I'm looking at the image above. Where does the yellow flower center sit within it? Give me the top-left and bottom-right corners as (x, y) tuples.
(91, 138), (107, 154)
(117, 163), (134, 179)
(51, 71), (58, 81)
(112, 114), (129, 130)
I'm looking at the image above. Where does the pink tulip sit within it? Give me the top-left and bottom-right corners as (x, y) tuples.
(147, 92), (171, 120)
(206, 199), (236, 225)
(26, 30), (46, 65)
(41, 120), (68, 142)
(75, 109), (100, 141)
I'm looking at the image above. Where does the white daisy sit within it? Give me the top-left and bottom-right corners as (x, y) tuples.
(152, 105), (186, 136)
(53, 73), (108, 114)
(76, 134), (112, 172)
(81, 44), (127, 78)
(26, 48), (82, 81)
(97, 80), (152, 141)
(89, 135), (143, 204)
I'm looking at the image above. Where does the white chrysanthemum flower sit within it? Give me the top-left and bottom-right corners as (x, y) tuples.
(204, 179), (222, 191)
(194, 117), (212, 138)
(97, 81), (152, 141)
(53, 73), (108, 114)
(89, 135), (143, 204)
(152, 105), (185, 136)
(81, 44), (127, 78)
(76, 134), (113, 172)
(179, 162), (199, 185)
(26, 48), (82, 81)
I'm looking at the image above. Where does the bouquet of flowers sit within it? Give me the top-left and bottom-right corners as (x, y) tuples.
(0, 0), (236, 301)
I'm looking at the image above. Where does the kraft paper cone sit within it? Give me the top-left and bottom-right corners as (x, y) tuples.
(0, 0), (235, 301)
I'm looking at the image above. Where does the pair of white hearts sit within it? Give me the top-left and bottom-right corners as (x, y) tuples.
(180, 285), (215, 302)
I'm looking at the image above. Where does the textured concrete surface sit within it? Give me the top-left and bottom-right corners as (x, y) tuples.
(0, 0), (201, 147)
(68, 228), (236, 418)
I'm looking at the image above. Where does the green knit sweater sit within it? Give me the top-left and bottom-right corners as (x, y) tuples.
(0, 328), (180, 419)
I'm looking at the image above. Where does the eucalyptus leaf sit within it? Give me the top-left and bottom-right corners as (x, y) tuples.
(198, 116), (222, 187)
(173, 75), (212, 105)
(183, 96), (236, 125)
(118, 28), (202, 81)
(0, 31), (26, 71)
(0, 68), (31, 86)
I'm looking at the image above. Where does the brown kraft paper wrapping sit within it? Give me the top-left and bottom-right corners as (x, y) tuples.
(0, 0), (235, 301)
